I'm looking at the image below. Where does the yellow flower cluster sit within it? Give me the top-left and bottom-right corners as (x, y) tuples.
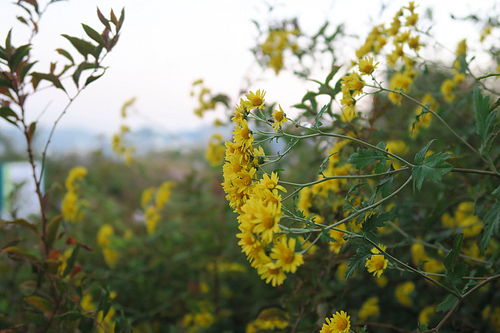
(61, 166), (88, 222)
(395, 281), (415, 307)
(205, 133), (226, 166)
(411, 241), (445, 275)
(222, 90), (303, 286)
(320, 310), (351, 333)
(483, 305), (500, 332)
(112, 97), (136, 166)
(97, 224), (119, 269)
(259, 25), (300, 74)
(440, 39), (468, 103)
(441, 201), (482, 238)
(245, 308), (289, 333)
(340, 58), (378, 121)
(80, 293), (118, 333)
(141, 181), (175, 234)
(410, 94), (437, 137)
(191, 79), (216, 118)
(181, 303), (215, 333)
(358, 297), (380, 321)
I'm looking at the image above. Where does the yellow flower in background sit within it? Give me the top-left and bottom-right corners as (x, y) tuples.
(102, 248), (119, 269)
(441, 79), (456, 103)
(141, 187), (155, 209)
(395, 281), (415, 306)
(419, 305), (436, 325)
(205, 133), (227, 166)
(97, 224), (114, 247)
(320, 311), (351, 333)
(365, 244), (388, 278)
(155, 181), (175, 209)
(65, 166), (87, 191)
(329, 223), (347, 253)
(358, 297), (379, 321)
(145, 206), (161, 235)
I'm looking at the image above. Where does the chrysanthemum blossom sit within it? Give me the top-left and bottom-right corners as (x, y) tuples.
(320, 311), (351, 333)
(271, 105), (287, 131)
(365, 244), (389, 278)
(358, 57), (379, 76)
(244, 89), (266, 110)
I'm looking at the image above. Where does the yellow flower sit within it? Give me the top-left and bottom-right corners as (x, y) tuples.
(358, 57), (379, 76)
(419, 305), (436, 325)
(145, 206), (161, 235)
(244, 89), (266, 110)
(320, 311), (351, 333)
(97, 224), (114, 247)
(141, 187), (155, 209)
(358, 297), (379, 321)
(395, 281), (415, 306)
(155, 181), (175, 209)
(329, 223), (347, 253)
(270, 237), (304, 273)
(365, 244), (388, 278)
(271, 105), (287, 131)
(102, 248), (119, 269)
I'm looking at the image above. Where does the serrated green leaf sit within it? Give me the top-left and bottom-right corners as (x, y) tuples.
(414, 140), (435, 164)
(345, 245), (372, 280)
(419, 323), (429, 331)
(348, 147), (389, 170)
(313, 103), (330, 129)
(436, 294), (458, 312)
(479, 200), (500, 254)
(62, 244), (80, 277)
(474, 86), (497, 155)
(412, 149), (453, 192)
(444, 233), (464, 270)
(319, 152), (337, 177)
(362, 212), (396, 238)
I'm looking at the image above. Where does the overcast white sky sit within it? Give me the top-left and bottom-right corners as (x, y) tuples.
(1, 0), (497, 137)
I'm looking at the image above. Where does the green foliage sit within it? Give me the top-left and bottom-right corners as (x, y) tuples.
(412, 140), (453, 191)
(344, 245), (372, 280)
(348, 142), (389, 170)
(479, 200), (500, 254)
(474, 86), (497, 156)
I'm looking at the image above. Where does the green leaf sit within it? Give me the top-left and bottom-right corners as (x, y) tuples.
(62, 244), (80, 277)
(9, 44), (31, 72)
(30, 72), (66, 91)
(210, 94), (230, 108)
(19, 61), (37, 83)
(474, 86), (497, 155)
(45, 215), (62, 250)
(97, 289), (112, 321)
(61, 34), (96, 60)
(27, 121), (36, 142)
(97, 7), (111, 30)
(313, 103), (330, 129)
(492, 186), (500, 198)
(325, 65), (341, 85)
(362, 212), (396, 238)
(72, 62), (96, 88)
(479, 200), (500, 254)
(2, 246), (39, 261)
(348, 145), (389, 170)
(25, 296), (55, 313)
(85, 73), (104, 86)
(0, 218), (38, 235)
(318, 152), (337, 177)
(345, 245), (372, 280)
(444, 233), (464, 270)
(58, 311), (85, 321)
(56, 48), (74, 64)
(117, 8), (125, 32)
(436, 294), (458, 312)
(0, 106), (19, 121)
(412, 141), (453, 191)
(443, 233), (468, 294)
(82, 24), (106, 47)
(419, 323), (429, 331)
